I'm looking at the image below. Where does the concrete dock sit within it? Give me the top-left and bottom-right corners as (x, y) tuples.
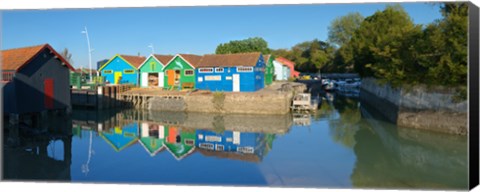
(120, 82), (307, 115)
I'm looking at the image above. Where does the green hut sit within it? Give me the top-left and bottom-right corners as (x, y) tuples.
(163, 54), (202, 90)
(138, 54), (174, 88)
(164, 126), (196, 160)
(138, 123), (166, 156)
(263, 55), (274, 86)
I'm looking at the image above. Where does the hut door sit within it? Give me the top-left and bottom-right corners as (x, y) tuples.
(233, 74), (240, 92)
(114, 72), (122, 84)
(44, 78), (54, 109)
(167, 70), (175, 86)
(141, 73), (148, 87)
(158, 72), (164, 88)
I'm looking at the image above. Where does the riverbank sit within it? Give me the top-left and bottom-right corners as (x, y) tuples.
(360, 77), (467, 135)
(120, 82), (307, 115)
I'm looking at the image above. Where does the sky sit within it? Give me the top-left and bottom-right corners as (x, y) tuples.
(1, 3), (443, 69)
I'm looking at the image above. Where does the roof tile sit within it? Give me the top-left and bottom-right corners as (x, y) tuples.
(1, 44), (47, 71)
(153, 54), (174, 65)
(120, 55), (146, 69)
(1, 44), (75, 71)
(197, 52), (261, 68)
(178, 54), (203, 67)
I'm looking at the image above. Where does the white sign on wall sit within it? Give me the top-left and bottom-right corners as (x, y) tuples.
(198, 77), (203, 82)
(205, 75), (221, 81)
(225, 76), (232, 80)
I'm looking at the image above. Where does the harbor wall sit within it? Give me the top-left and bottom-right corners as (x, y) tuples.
(360, 77), (467, 135)
(147, 91), (294, 115)
(121, 82), (307, 115)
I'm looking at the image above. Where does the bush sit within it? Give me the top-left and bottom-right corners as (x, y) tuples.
(212, 91), (225, 112)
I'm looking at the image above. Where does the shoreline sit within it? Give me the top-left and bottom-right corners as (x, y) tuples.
(360, 77), (467, 135)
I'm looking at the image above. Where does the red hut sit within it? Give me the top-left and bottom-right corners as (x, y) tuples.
(275, 57), (300, 78)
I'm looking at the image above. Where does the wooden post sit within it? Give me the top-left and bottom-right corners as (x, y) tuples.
(114, 86), (118, 108)
(97, 86), (103, 110)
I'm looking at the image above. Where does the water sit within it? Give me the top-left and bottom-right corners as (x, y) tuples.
(2, 94), (468, 190)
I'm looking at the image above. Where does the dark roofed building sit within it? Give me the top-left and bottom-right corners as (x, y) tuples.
(1, 44), (75, 114)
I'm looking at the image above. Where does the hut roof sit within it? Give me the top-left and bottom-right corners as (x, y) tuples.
(177, 54), (203, 67)
(263, 54), (271, 63)
(119, 55), (146, 69)
(196, 52), (261, 68)
(153, 54), (175, 65)
(1, 44), (75, 71)
(275, 57), (300, 77)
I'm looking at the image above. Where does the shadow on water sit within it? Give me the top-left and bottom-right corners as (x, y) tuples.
(310, 91), (467, 189)
(3, 114), (73, 181)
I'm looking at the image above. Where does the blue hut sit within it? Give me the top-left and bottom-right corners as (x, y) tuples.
(195, 129), (269, 162)
(98, 54), (146, 85)
(195, 52), (265, 92)
(99, 122), (139, 152)
(195, 129), (264, 154)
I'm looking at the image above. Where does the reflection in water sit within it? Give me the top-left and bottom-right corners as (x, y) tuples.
(74, 110), (281, 162)
(2, 94), (468, 189)
(3, 116), (72, 181)
(351, 105), (468, 189)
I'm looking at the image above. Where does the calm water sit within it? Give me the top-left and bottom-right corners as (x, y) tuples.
(2, 93), (468, 189)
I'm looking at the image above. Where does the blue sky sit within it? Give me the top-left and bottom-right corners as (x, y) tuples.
(2, 3), (442, 69)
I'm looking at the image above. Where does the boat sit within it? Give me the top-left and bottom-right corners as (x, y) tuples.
(322, 79), (336, 91)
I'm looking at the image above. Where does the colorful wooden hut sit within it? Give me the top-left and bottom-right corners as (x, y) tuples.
(1, 44), (75, 115)
(164, 127), (196, 160)
(275, 57), (299, 78)
(139, 122), (165, 156)
(99, 54), (145, 85)
(195, 129), (270, 162)
(195, 52), (265, 92)
(273, 59), (290, 80)
(99, 122), (139, 152)
(263, 54), (274, 86)
(163, 54), (202, 90)
(138, 54), (174, 88)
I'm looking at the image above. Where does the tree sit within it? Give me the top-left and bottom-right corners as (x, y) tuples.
(215, 37), (271, 54)
(271, 39), (335, 73)
(349, 5), (424, 86)
(415, 2), (468, 87)
(328, 12), (364, 47)
(60, 48), (73, 64)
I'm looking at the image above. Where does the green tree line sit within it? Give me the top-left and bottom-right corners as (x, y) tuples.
(214, 3), (468, 90)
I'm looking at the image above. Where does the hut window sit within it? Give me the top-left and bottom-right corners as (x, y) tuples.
(184, 69), (194, 76)
(216, 144), (224, 151)
(150, 62), (156, 71)
(205, 135), (222, 142)
(199, 143), (214, 150)
(237, 146), (254, 154)
(199, 68), (213, 73)
(1, 72), (14, 81)
(103, 70), (113, 74)
(237, 67), (253, 72)
(215, 67), (224, 73)
(185, 139), (195, 146)
(124, 69), (135, 74)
